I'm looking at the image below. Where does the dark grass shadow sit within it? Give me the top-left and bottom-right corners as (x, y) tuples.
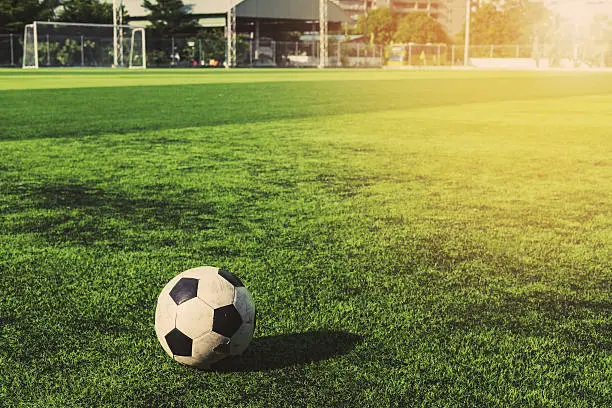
(4, 182), (225, 247)
(0, 316), (18, 329)
(212, 330), (362, 372)
(0, 312), (132, 365)
(436, 288), (612, 352)
(377, 229), (612, 352)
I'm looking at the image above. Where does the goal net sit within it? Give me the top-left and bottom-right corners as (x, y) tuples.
(387, 43), (449, 67)
(23, 21), (146, 69)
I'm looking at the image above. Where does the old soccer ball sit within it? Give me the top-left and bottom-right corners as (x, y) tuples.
(155, 266), (256, 369)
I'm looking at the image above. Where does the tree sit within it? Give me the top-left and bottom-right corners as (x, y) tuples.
(466, 3), (512, 45)
(588, 13), (611, 42)
(142, 0), (199, 36)
(56, 0), (117, 24)
(0, 0), (59, 34)
(504, 0), (552, 44)
(581, 14), (612, 67)
(356, 7), (396, 45)
(198, 28), (225, 58)
(456, 1), (552, 45)
(394, 12), (449, 44)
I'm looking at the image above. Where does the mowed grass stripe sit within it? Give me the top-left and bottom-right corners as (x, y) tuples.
(2, 68), (611, 90)
(0, 71), (611, 407)
(3, 72), (612, 141)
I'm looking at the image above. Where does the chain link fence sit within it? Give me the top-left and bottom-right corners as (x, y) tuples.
(143, 35), (385, 68)
(2, 31), (610, 69)
(388, 43), (612, 68)
(0, 34), (22, 67)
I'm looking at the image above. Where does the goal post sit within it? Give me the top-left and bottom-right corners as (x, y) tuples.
(22, 21), (146, 69)
(22, 23), (38, 68)
(113, 0), (124, 68)
(129, 28), (146, 69)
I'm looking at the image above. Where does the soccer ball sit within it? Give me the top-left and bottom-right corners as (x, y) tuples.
(155, 266), (256, 369)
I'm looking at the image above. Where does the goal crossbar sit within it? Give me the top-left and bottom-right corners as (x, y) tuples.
(31, 21), (132, 29)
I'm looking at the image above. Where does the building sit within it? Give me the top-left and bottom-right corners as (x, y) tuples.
(334, 0), (468, 37)
(109, 0), (352, 67)
(334, 0), (372, 21)
(116, 0), (350, 34)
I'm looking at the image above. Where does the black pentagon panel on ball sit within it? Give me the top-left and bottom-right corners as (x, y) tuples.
(218, 269), (244, 287)
(212, 305), (243, 337)
(169, 277), (199, 305)
(165, 328), (193, 357)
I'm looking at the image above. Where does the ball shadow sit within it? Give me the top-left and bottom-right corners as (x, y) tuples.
(212, 330), (362, 373)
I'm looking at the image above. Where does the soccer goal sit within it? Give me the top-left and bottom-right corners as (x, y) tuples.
(23, 21), (146, 69)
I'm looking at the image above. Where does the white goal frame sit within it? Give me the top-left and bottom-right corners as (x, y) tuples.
(22, 23), (38, 69)
(22, 21), (146, 69)
(129, 28), (147, 69)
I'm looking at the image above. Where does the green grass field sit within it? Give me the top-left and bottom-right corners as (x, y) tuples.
(0, 69), (611, 407)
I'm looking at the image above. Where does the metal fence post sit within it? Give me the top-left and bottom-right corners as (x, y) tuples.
(81, 35), (84, 66)
(10, 33), (14, 66)
(199, 39), (203, 65)
(573, 43), (578, 62)
(171, 36), (175, 65)
(408, 43), (412, 67)
(249, 38), (253, 66)
(451, 44), (455, 66)
(516, 44), (519, 58)
(46, 34), (50, 66)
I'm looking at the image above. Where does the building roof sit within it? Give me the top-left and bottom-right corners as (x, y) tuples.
(115, 0), (350, 22)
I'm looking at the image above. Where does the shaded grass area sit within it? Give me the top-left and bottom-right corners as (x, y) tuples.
(0, 72), (611, 407)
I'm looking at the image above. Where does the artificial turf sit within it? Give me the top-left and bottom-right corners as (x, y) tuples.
(0, 69), (610, 407)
